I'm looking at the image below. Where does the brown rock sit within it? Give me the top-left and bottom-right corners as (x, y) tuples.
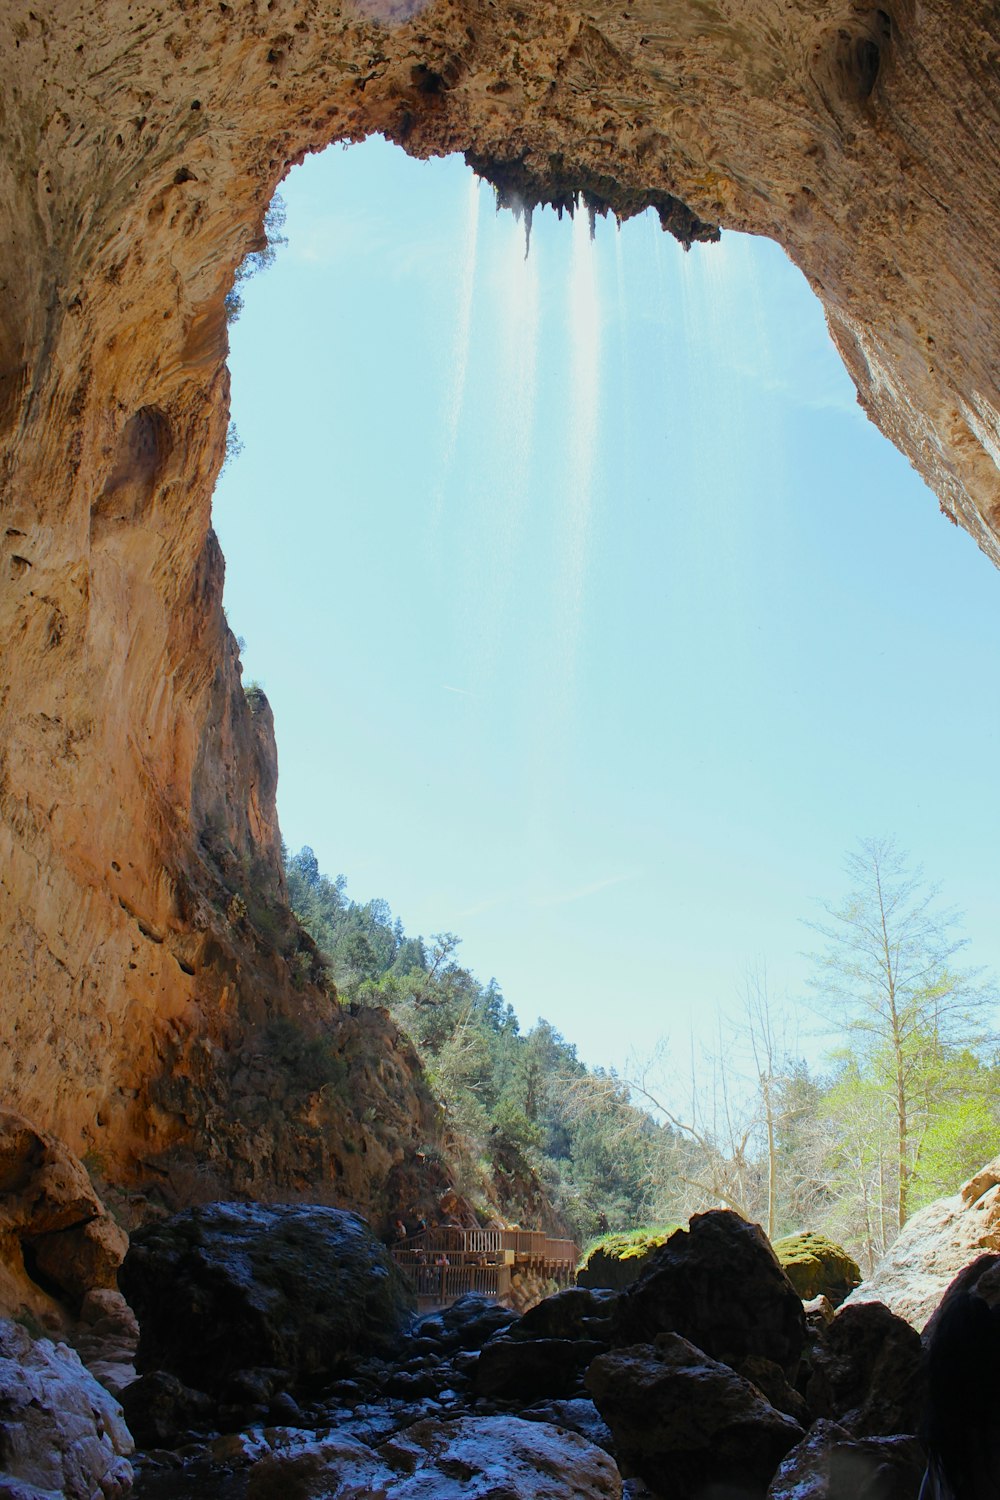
(767, 1420), (925, 1500)
(844, 1160), (1000, 1330)
(587, 1334), (803, 1497)
(613, 1211), (806, 1377)
(0, 1111), (127, 1314)
(806, 1301), (924, 1438)
(3, 3), (1000, 1211)
(803, 1295), (837, 1328)
(32, 1216), (129, 1302)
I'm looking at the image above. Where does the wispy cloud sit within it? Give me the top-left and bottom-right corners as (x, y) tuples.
(455, 894), (506, 920)
(441, 683), (470, 696)
(535, 871), (639, 908)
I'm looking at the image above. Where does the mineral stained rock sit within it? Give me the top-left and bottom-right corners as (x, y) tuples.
(2, 1), (1000, 1200)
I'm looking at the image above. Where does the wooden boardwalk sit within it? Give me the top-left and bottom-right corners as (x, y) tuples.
(391, 1227), (578, 1311)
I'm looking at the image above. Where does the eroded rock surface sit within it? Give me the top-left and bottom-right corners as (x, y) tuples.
(0, 1318), (134, 1499)
(806, 1301), (924, 1439)
(767, 1420), (925, 1500)
(0, 1110), (127, 1326)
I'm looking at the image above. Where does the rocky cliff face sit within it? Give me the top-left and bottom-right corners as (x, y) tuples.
(2, 0), (999, 1199)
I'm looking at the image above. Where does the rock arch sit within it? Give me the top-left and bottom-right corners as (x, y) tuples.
(1, 0), (998, 1199)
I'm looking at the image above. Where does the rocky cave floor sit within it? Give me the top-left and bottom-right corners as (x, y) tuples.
(64, 1202), (933, 1500)
(128, 1295), (625, 1499)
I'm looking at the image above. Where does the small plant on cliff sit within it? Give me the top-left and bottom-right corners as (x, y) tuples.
(226, 193), (288, 324)
(243, 680), (267, 711)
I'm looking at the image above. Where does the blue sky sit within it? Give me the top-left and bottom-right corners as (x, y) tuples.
(214, 136), (1000, 1080)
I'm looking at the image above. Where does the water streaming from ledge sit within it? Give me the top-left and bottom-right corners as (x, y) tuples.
(431, 168), (482, 535)
(552, 206), (601, 712)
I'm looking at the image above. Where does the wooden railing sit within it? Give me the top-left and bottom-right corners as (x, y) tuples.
(391, 1227), (578, 1309)
(404, 1260), (513, 1305)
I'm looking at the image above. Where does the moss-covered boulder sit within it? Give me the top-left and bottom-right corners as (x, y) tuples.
(773, 1232), (861, 1306)
(576, 1227), (677, 1291)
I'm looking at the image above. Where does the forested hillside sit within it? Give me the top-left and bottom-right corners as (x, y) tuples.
(285, 839), (1000, 1271)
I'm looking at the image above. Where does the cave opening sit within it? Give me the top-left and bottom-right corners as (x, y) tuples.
(212, 133), (1000, 1094)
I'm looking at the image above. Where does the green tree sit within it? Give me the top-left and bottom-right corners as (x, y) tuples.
(809, 837), (997, 1231)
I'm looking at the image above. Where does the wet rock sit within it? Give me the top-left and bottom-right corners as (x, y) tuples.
(767, 1419), (924, 1499)
(423, 1293), (519, 1350)
(244, 1414), (622, 1498)
(0, 1317), (134, 1498)
(587, 1333), (803, 1497)
(773, 1232), (861, 1307)
(120, 1202), (414, 1394)
(473, 1335), (605, 1400)
(518, 1396), (615, 1451)
(613, 1211), (806, 1378)
(807, 1301), (924, 1437)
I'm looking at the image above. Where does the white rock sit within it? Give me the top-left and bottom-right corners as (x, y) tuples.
(246, 1415), (621, 1498)
(843, 1159), (1000, 1330)
(0, 1320), (133, 1499)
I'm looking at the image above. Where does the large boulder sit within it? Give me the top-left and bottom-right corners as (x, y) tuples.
(0, 1318), (134, 1498)
(587, 1333), (803, 1497)
(806, 1301), (924, 1438)
(242, 1415), (622, 1499)
(119, 1202), (414, 1394)
(0, 1111), (128, 1318)
(766, 1420), (925, 1500)
(843, 1160), (1000, 1330)
(577, 1230), (676, 1291)
(612, 1211), (806, 1377)
(773, 1232), (861, 1307)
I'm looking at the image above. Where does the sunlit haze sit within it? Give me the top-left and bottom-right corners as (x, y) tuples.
(214, 136), (1000, 1081)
